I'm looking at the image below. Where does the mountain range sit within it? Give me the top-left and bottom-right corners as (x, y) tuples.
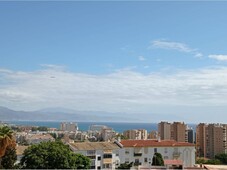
(0, 106), (138, 122)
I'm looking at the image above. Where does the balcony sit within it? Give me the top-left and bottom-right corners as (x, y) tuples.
(103, 158), (112, 164)
(134, 162), (142, 166)
(173, 151), (181, 158)
(134, 153), (142, 157)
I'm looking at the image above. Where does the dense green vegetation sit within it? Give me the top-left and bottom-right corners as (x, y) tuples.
(20, 141), (91, 169)
(31, 126), (48, 131)
(152, 152), (164, 166)
(197, 153), (227, 165)
(0, 145), (17, 169)
(117, 162), (133, 169)
(0, 126), (16, 168)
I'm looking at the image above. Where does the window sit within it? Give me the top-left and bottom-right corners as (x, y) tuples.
(125, 149), (130, 154)
(91, 160), (96, 166)
(135, 159), (139, 163)
(125, 158), (129, 163)
(97, 166), (101, 170)
(134, 159), (140, 166)
(97, 156), (101, 161)
(116, 151), (119, 156)
(103, 164), (111, 168)
(164, 156), (168, 159)
(154, 148), (157, 153)
(164, 148), (168, 153)
(103, 154), (112, 159)
(88, 155), (96, 159)
(144, 158), (148, 162)
(87, 150), (96, 155)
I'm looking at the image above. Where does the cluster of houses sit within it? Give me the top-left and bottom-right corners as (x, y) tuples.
(69, 139), (195, 169)
(14, 122), (197, 169)
(16, 137), (196, 169)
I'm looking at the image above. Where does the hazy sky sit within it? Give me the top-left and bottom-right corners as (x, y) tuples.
(1, 1), (227, 123)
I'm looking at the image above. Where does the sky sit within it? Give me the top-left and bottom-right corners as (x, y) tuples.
(1, 1), (227, 123)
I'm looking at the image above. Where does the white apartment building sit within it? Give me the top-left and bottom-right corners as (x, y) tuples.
(69, 142), (122, 170)
(60, 122), (78, 132)
(119, 139), (195, 168)
(25, 134), (55, 144)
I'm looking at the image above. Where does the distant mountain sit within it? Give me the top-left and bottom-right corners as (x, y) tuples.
(0, 106), (138, 122)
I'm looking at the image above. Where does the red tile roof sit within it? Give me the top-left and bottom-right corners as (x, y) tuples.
(164, 159), (183, 165)
(120, 139), (195, 147)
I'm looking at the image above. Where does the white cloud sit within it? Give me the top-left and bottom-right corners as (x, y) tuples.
(208, 54), (227, 61)
(194, 52), (203, 58)
(151, 40), (196, 53)
(1, 65), (227, 117)
(138, 56), (146, 61)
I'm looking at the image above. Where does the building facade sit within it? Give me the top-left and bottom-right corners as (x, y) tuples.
(119, 139), (195, 168)
(70, 140), (195, 169)
(196, 123), (227, 159)
(60, 122), (78, 132)
(158, 121), (188, 142)
(123, 129), (148, 140)
(69, 142), (121, 170)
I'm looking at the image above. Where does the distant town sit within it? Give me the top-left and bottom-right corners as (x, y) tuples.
(1, 120), (227, 169)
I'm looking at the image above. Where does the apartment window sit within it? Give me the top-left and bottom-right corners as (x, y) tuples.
(103, 164), (111, 169)
(134, 159), (140, 166)
(154, 148), (157, 153)
(135, 159), (139, 163)
(97, 156), (101, 161)
(125, 158), (129, 163)
(116, 151), (119, 156)
(144, 158), (148, 162)
(125, 149), (130, 154)
(164, 148), (168, 153)
(87, 150), (96, 155)
(103, 154), (112, 159)
(87, 155), (96, 159)
(97, 166), (101, 170)
(91, 160), (96, 166)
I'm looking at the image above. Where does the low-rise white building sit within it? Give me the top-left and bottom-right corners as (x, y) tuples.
(69, 142), (122, 170)
(119, 139), (195, 168)
(25, 134), (55, 144)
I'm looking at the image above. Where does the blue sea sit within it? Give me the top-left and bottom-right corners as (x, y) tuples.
(7, 121), (196, 133)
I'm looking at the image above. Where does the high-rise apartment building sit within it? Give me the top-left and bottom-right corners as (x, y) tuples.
(196, 123), (207, 157)
(123, 129), (147, 140)
(158, 121), (171, 140)
(187, 128), (194, 144)
(158, 121), (188, 142)
(196, 123), (227, 159)
(171, 122), (187, 142)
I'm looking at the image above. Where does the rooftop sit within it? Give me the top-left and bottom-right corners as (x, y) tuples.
(16, 145), (28, 155)
(70, 142), (120, 150)
(164, 159), (183, 165)
(120, 139), (195, 147)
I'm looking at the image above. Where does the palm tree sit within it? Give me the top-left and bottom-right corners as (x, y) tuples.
(0, 126), (15, 158)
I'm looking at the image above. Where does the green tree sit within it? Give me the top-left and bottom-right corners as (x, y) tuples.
(0, 126), (15, 167)
(37, 126), (48, 131)
(215, 153), (227, 164)
(152, 152), (164, 166)
(117, 162), (133, 169)
(0, 145), (17, 169)
(20, 141), (90, 169)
